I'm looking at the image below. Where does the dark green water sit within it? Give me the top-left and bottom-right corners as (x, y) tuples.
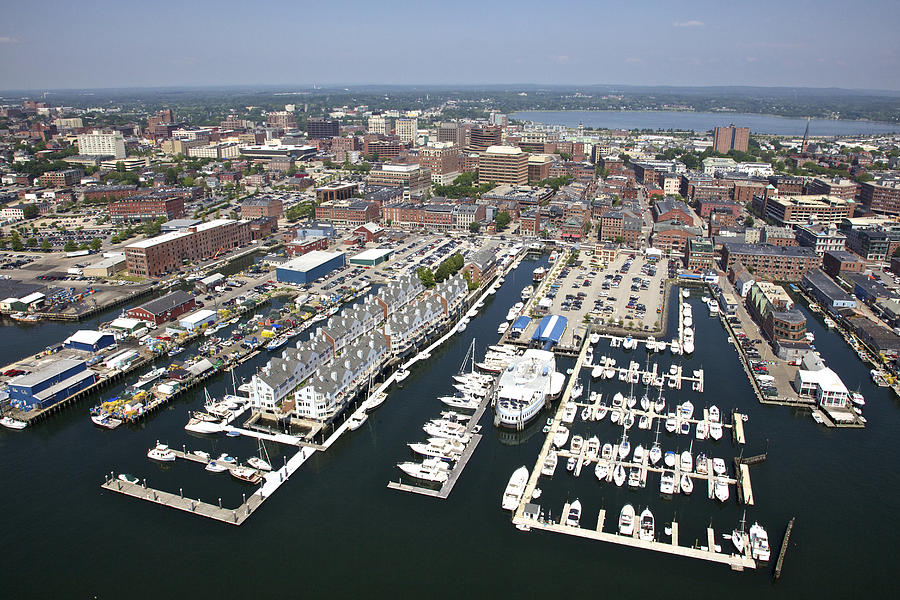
(1, 256), (897, 599)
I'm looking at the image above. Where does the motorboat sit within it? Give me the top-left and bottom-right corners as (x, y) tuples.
(683, 339), (695, 354)
(226, 430), (241, 437)
(230, 466), (263, 484)
(566, 457), (577, 472)
(638, 415), (650, 430)
(713, 458), (727, 475)
(497, 322), (510, 335)
(696, 453), (709, 475)
(205, 461), (227, 473)
(594, 403), (608, 421)
(217, 453), (236, 464)
(132, 367), (167, 390)
(680, 401), (695, 420)
(709, 422), (723, 441)
(541, 451), (558, 476)
(424, 419), (470, 440)
(627, 467), (642, 488)
(664, 451), (676, 467)
(679, 420), (690, 436)
(395, 369), (410, 382)
(565, 499), (582, 527)
(731, 514), (747, 555)
(680, 450), (693, 473)
(553, 426), (570, 448)
(633, 444), (645, 464)
(569, 435), (585, 455)
(562, 403), (578, 424)
(682, 289), (690, 298)
(613, 464), (627, 487)
(695, 420), (709, 440)
(581, 406), (592, 421)
(665, 414), (677, 433)
(410, 437), (466, 461)
(494, 349), (564, 429)
(619, 504), (636, 536)
(594, 460), (610, 481)
(591, 365), (605, 379)
(649, 443), (662, 465)
(590, 333), (601, 345)
(601, 443), (613, 461)
(670, 340), (681, 355)
(709, 405), (720, 422)
(91, 413), (124, 430)
(147, 443), (175, 462)
(749, 522), (771, 561)
(639, 508), (654, 541)
(398, 457), (450, 484)
(192, 450), (210, 461)
(851, 391), (865, 406)
(622, 411), (635, 430)
(604, 367), (616, 379)
(502, 466), (529, 510)
(439, 411), (471, 423)
(680, 474), (694, 495)
(660, 471), (675, 494)
(610, 408), (622, 425)
(185, 417), (224, 435)
(0, 416), (27, 430)
(618, 434), (631, 459)
(714, 477), (730, 502)
(440, 395), (480, 410)
(585, 436), (600, 459)
(571, 381), (584, 400)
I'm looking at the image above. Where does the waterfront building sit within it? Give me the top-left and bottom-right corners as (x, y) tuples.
(179, 309), (217, 331)
(124, 219), (250, 277)
(349, 248), (393, 267)
(794, 365), (849, 408)
(7, 359), (96, 410)
(275, 251), (346, 285)
(822, 250), (866, 277)
(845, 273), (897, 307)
(108, 194), (186, 223)
(795, 224), (846, 255)
(801, 269), (857, 312)
(686, 239), (716, 271)
(126, 290), (196, 324)
(747, 281), (807, 342)
(63, 330), (115, 353)
(383, 299), (442, 355)
(721, 242), (819, 282)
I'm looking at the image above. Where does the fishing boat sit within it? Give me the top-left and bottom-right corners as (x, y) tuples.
(541, 451), (558, 476)
(132, 367), (167, 390)
(749, 522), (771, 561)
(680, 474), (694, 495)
(639, 508), (654, 541)
(565, 499), (582, 527)
(502, 466), (529, 510)
(230, 466), (263, 484)
(265, 335), (289, 351)
(91, 413), (123, 429)
(0, 416), (27, 430)
(147, 443), (175, 462)
(619, 504), (636, 535)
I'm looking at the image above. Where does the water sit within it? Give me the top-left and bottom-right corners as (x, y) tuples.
(0, 258), (897, 598)
(511, 110), (900, 136)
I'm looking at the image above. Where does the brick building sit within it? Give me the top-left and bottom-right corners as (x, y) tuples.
(713, 125), (750, 153)
(478, 146), (528, 186)
(314, 201), (380, 226)
(858, 180), (900, 215)
(108, 195), (185, 223)
(124, 219), (250, 277)
(686, 239), (716, 271)
(721, 242), (820, 281)
(241, 196), (284, 219)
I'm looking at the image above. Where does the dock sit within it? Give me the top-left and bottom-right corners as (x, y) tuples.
(774, 517), (795, 580)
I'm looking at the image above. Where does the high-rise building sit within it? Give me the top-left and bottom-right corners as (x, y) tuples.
(396, 117), (418, 144)
(469, 126), (502, 152)
(266, 111), (297, 130)
(368, 114), (388, 135)
(417, 143), (460, 185)
(307, 118), (340, 139)
(478, 146), (528, 186)
(77, 130), (126, 159)
(713, 125), (750, 154)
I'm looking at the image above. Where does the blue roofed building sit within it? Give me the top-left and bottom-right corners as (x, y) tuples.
(532, 314), (567, 349)
(64, 330), (116, 353)
(7, 359), (96, 410)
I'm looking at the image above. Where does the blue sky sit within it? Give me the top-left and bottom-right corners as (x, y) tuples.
(1, 0), (898, 90)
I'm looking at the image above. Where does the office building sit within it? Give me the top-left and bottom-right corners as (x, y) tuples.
(478, 146), (528, 186)
(858, 180), (900, 216)
(754, 194), (855, 227)
(77, 130), (126, 159)
(721, 242), (820, 281)
(124, 219), (250, 277)
(468, 125), (501, 152)
(748, 281), (807, 342)
(109, 194), (186, 223)
(241, 196), (284, 219)
(367, 164), (431, 200)
(307, 118), (340, 139)
(417, 143), (460, 185)
(368, 114), (388, 135)
(266, 111), (297, 129)
(713, 124), (750, 154)
(396, 117), (417, 144)
(276, 251), (346, 284)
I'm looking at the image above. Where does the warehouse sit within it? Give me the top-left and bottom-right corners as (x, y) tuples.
(64, 330), (116, 352)
(532, 314), (567, 350)
(126, 290), (196, 325)
(196, 272), (225, 291)
(349, 248), (393, 267)
(82, 256), (126, 278)
(7, 359), (96, 410)
(276, 251), (346, 285)
(179, 309), (217, 331)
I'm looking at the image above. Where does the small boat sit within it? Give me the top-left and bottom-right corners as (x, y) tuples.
(638, 415), (650, 430)
(571, 381), (584, 400)
(497, 322), (510, 335)
(664, 451), (676, 467)
(541, 451), (558, 476)
(167, 346), (184, 357)
(680, 401), (694, 419)
(680, 450), (693, 473)
(680, 474), (694, 495)
(0, 416), (27, 430)
(749, 522), (771, 561)
(649, 443), (662, 465)
(585, 436), (600, 459)
(640, 394), (650, 411)
(613, 464), (627, 487)
(732, 514), (747, 555)
(695, 420), (708, 440)
(627, 468), (642, 488)
(553, 426), (570, 448)
(566, 457), (577, 472)
(594, 460), (610, 481)
(192, 450), (210, 461)
(395, 369), (410, 382)
(132, 367), (167, 389)
(851, 391), (865, 406)
(679, 420), (690, 435)
(502, 466), (529, 510)
(226, 430), (241, 437)
(601, 443), (613, 460)
(665, 414), (677, 433)
(569, 435), (584, 455)
(682, 289), (690, 298)
(660, 471), (675, 494)
(366, 392), (388, 412)
(709, 422), (723, 441)
(346, 412), (368, 431)
(633, 444), (645, 464)
(670, 340), (681, 355)
(639, 508), (654, 541)
(713, 458), (726, 475)
(619, 504), (636, 535)
(709, 405), (720, 422)
(147, 443), (175, 462)
(565, 499), (582, 527)
(590, 333), (601, 345)
(581, 406), (592, 421)
(696, 453), (709, 475)
(562, 403), (578, 424)
(205, 461), (227, 473)
(594, 404), (608, 421)
(117, 473), (140, 484)
(714, 477), (730, 502)
(230, 466), (263, 484)
(618, 434), (630, 459)
(217, 453), (236, 464)
(91, 414), (123, 430)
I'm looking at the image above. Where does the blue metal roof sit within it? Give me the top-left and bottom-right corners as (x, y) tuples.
(532, 315), (567, 344)
(512, 316), (531, 331)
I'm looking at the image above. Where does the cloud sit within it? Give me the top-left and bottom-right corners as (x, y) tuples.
(0, 36), (20, 44)
(625, 57), (643, 64)
(553, 55), (570, 65)
(745, 56), (758, 63)
(673, 20), (704, 27)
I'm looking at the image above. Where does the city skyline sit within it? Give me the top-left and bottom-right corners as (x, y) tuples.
(1, 0), (899, 90)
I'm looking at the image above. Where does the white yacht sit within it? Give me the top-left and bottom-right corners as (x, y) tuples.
(660, 470), (675, 494)
(565, 499), (582, 527)
(619, 504), (636, 535)
(410, 437), (465, 460)
(395, 369), (410, 382)
(205, 461), (227, 473)
(709, 421), (723, 441)
(497, 322), (510, 335)
(553, 425), (570, 448)
(664, 451), (676, 467)
(541, 451), (558, 476)
(709, 405), (721, 422)
(594, 460), (610, 481)
(670, 340), (681, 355)
(590, 333), (601, 345)
(0, 416), (27, 430)
(502, 466), (529, 510)
(680, 449), (693, 473)
(569, 435), (584, 455)
(613, 463), (627, 487)
(184, 417), (224, 435)
(749, 522), (771, 561)
(346, 411), (368, 431)
(423, 420), (470, 440)
(398, 457), (450, 483)
(439, 395), (480, 410)
(639, 508), (655, 541)
(132, 367), (167, 390)
(562, 403), (578, 424)
(633, 444), (645, 464)
(713, 457), (727, 475)
(147, 443), (175, 462)
(493, 349), (564, 429)
(714, 477), (730, 502)
(521, 285), (533, 300)
(695, 420), (709, 440)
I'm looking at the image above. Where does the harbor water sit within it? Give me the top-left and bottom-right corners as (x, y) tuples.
(0, 256), (897, 599)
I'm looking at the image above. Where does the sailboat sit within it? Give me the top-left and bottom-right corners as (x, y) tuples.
(731, 511), (747, 555)
(680, 473), (694, 495)
(649, 419), (662, 465)
(247, 439), (272, 471)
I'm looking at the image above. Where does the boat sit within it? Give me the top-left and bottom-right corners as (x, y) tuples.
(553, 426), (570, 448)
(682, 289), (690, 298)
(541, 451), (558, 476)
(117, 473), (140, 484)
(565, 499), (582, 527)
(502, 466), (529, 510)
(618, 433), (630, 459)
(91, 413), (123, 429)
(590, 333), (601, 345)
(532, 267), (547, 283)
(395, 368), (410, 382)
(132, 367), (167, 389)
(638, 415), (650, 430)
(619, 504), (636, 535)
(521, 285), (533, 300)
(167, 346), (184, 357)
(683, 339), (695, 354)
(749, 522), (771, 561)
(695, 420), (708, 440)
(230, 466), (263, 484)
(714, 477), (730, 502)
(679, 420), (690, 435)
(622, 411), (635, 430)
(594, 460), (610, 481)
(497, 322), (510, 335)
(664, 451), (676, 467)
(665, 414), (677, 433)
(440, 395), (480, 410)
(410, 437), (465, 461)
(670, 340), (681, 355)
(346, 411), (368, 431)
(732, 513), (747, 555)
(581, 406), (592, 421)
(654, 394), (665, 413)
(424, 419), (469, 440)
(680, 450), (693, 473)
(709, 422), (723, 441)
(566, 456), (577, 472)
(0, 416), (27, 430)
(613, 463), (626, 487)
(709, 405), (720, 422)
(601, 443), (613, 460)
(147, 443), (175, 462)
(366, 391), (388, 412)
(571, 381), (584, 400)
(851, 391), (865, 406)
(585, 436), (600, 459)
(494, 349), (564, 429)
(562, 403), (578, 424)
(205, 461), (227, 473)
(627, 467), (642, 488)
(595, 403), (608, 421)
(639, 508), (654, 541)
(823, 317), (836, 329)
(265, 335), (289, 351)
(680, 474), (694, 495)
(649, 442), (662, 465)
(225, 429), (241, 437)
(398, 457), (450, 483)
(569, 435), (584, 455)
(680, 401), (695, 420)
(713, 458), (727, 475)
(185, 417), (224, 435)
(696, 453), (709, 475)
(659, 469), (675, 496)
(248, 440), (272, 471)
(633, 444), (645, 464)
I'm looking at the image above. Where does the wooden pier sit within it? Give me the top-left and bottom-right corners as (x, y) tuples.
(774, 517), (795, 580)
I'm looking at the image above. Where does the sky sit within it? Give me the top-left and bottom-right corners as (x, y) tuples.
(1, 0), (899, 91)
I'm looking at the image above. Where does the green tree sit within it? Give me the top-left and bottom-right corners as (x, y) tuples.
(26, 236), (37, 248)
(494, 211), (511, 231)
(165, 167), (178, 185)
(416, 266), (436, 288)
(22, 204), (39, 219)
(90, 237), (102, 251)
(116, 161), (126, 173)
(10, 231), (23, 251)
(64, 240), (77, 252)
(469, 221), (481, 233)
(744, 215), (755, 227)
(40, 238), (51, 251)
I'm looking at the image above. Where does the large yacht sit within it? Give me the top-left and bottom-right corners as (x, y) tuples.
(493, 349), (564, 428)
(501, 466), (529, 510)
(397, 457), (450, 483)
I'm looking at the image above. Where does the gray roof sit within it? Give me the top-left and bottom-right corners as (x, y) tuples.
(132, 290), (194, 317)
(9, 359), (85, 388)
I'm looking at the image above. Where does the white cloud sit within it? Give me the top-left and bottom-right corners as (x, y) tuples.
(673, 20), (704, 28)
(0, 36), (20, 44)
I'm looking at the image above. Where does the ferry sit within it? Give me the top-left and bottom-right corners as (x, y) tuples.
(493, 349), (565, 428)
